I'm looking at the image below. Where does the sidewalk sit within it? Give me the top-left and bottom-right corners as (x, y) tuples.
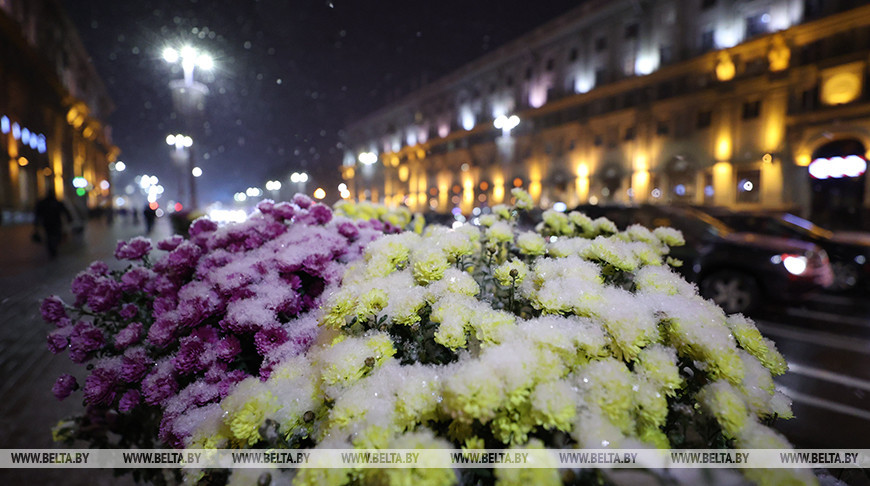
(0, 218), (171, 485)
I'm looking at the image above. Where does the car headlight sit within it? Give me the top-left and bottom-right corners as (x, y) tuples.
(782, 254), (808, 275)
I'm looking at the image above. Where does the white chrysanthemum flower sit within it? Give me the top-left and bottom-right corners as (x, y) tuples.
(726, 314), (788, 376)
(516, 231), (547, 256)
(634, 265), (697, 296)
(546, 236), (593, 258)
(575, 358), (636, 432)
(769, 391), (794, 419)
(479, 214), (497, 227)
(318, 332), (396, 396)
(581, 236), (640, 271)
(697, 380), (751, 438)
(652, 294), (745, 384)
(426, 267), (480, 302)
(593, 216), (618, 234)
(589, 286), (659, 361)
(486, 221), (513, 244)
(511, 188), (534, 210)
(533, 277), (604, 315)
(493, 259), (529, 287)
(531, 380), (577, 431)
(653, 226), (685, 247)
(532, 256), (602, 287)
(492, 204), (512, 220)
(384, 284), (427, 326)
(411, 246), (450, 284)
(442, 360), (505, 423)
(542, 210), (572, 235)
(737, 350), (776, 418)
(626, 224), (660, 246)
(633, 376), (668, 430)
(435, 228), (475, 260)
(571, 403), (628, 449)
(568, 211), (596, 236)
(635, 344), (682, 395)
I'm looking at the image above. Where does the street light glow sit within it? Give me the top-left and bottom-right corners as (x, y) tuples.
(162, 47), (179, 63)
(313, 187), (326, 200)
(266, 180), (282, 191)
(198, 53), (214, 71)
(358, 151), (377, 165)
(114, 161), (126, 172)
(192, 167), (203, 177)
(290, 172), (309, 183)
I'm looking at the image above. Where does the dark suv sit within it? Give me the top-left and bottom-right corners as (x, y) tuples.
(697, 208), (870, 292)
(572, 204), (834, 314)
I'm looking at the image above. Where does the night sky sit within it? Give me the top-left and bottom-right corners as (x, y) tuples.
(62, 0), (581, 205)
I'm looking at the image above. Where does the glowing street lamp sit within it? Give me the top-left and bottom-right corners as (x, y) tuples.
(163, 45), (214, 87)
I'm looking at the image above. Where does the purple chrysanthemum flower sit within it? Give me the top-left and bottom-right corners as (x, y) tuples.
(121, 347), (152, 382)
(188, 217), (218, 237)
(119, 303), (139, 320)
(256, 200), (275, 214)
(86, 278), (122, 313)
(174, 337), (206, 375)
(302, 204), (332, 225)
(47, 326), (73, 354)
(52, 374), (78, 400)
(272, 202), (295, 220)
(83, 367), (119, 406)
(142, 360), (178, 406)
(337, 221), (360, 240)
(88, 261), (110, 276)
(118, 389), (141, 413)
(40, 296), (68, 325)
(157, 235), (185, 252)
(292, 193), (313, 209)
(214, 336), (241, 362)
(115, 322), (144, 350)
(120, 266), (155, 293)
(68, 322), (105, 363)
(254, 326), (289, 355)
(114, 237), (152, 260)
(148, 316), (178, 348)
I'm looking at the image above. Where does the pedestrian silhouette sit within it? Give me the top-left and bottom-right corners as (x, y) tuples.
(34, 189), (72, 259)
(143, 204), (157, 234)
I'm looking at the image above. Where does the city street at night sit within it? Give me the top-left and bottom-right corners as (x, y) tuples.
(3, 0), (870, 484)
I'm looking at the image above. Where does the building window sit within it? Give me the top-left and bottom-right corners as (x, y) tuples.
(569, 47), (578, 62)
(701, 0), (716, 9)
(595, 36), (607, 52)
(745, 12), (770, 38)
(656, 120), (670, 136)
(703, 171), (715, 204)
(700, 30), (715, 52)
(660, 45), (674, 65)
(594, 134), (603, 146)
(736, 169), (761, 203)
(624, 126), (636, 141)
(696, 110), (712, 129)
(594, 68), (607, 86)
(742, 100), (761, 119)
(625, 23), (639, 39)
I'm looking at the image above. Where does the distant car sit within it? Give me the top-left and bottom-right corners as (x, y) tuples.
(699, 208), (870, 292)
(572, 204), (834, 314)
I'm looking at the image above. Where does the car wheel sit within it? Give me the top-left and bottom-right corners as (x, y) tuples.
(829, 261), (859, 292)
(700, 270), (759, 314)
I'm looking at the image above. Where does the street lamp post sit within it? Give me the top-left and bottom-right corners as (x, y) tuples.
(166, 134), (193, 207)
(163, 45), (213, 210)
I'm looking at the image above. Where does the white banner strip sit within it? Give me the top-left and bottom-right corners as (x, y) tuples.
(1, 449), (869, 469)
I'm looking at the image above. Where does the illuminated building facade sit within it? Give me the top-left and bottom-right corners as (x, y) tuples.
(0, 0), (117, 220)
(342, 0), (870, 229)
